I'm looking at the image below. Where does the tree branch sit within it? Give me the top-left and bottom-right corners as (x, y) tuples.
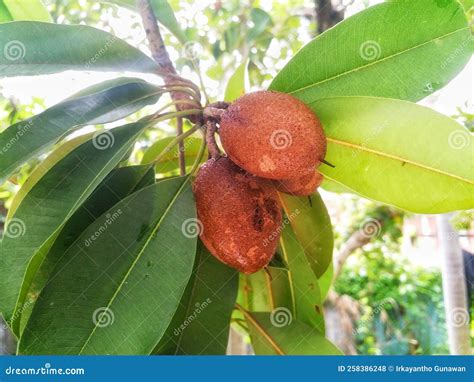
(314, 0), (344, 35)
(137, 0), (201, 174)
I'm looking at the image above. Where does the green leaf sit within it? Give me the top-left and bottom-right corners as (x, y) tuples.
(153, 240), (238, 355)
(19, 177), (197, 355)
(104, 0), (187, 43)
(0, 122), (149, 330)
(150, 0), (187, 44)
(312, 97), (474, 213)
(278, 192), (334, 278)
(0, 78), (160, 182)
(318, 262), (333, 302)
(18, 165), (155, 334)
(242, 309), (341, 355)
(0, 1), (13, 22)
(6, 134), (93, 220)
(224, 60), (249, 102)
(279, 225), (324, 333)
(141, 136), (206, 175)
(238, 272), (272, 312)
(2, 0), (52, 22)
(270, 0), (471, 103)
(0, 22), (158, 76)
(247, 8), (272, 43)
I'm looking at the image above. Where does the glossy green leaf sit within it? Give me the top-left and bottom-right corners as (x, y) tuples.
(238, 272), (272, 312)
(7, 134), (93, 220)
(19, 177), (197, 355)
(0, 1), (12, 22)
(270, 0), (471, 103)
(312, 97), (474, 213)
(280, 225), (324, 333)
(141, 136), (206, 175)
(318, 261), (333, 302)
(154, 241), (238, 355)
(278, 192), (334, 278)
(0, 78), (160, 182)
(224, 60), (249, 102)
(2, 0), (52, 22)
(242, 309), (341, 355)
(18, 165), (155, 334)
(0, 22), (158, 76)
(0, 122), (149, 330)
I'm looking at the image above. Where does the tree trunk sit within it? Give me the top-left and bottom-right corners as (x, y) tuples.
(314, 0), (344, 35)
(436, 213), (471, 355)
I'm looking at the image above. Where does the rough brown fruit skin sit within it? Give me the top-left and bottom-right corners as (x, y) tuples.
(219, 90), (326, 180)
(193, 157), (282, 274)
(274, 172), (323, 196)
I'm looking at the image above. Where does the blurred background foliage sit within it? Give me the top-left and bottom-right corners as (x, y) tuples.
(0, 0), (472, 354)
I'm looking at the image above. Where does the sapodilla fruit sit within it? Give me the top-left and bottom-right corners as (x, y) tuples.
(219, 90), (326, 180)
(274, 171), (323, 196)
(193, 157), (282, 274)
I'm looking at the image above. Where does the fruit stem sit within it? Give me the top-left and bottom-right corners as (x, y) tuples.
(205, 120), (221, 159)
(320, 159), (335, 168)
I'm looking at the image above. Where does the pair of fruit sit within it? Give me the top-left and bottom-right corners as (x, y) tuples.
(193, 91), (327, 273)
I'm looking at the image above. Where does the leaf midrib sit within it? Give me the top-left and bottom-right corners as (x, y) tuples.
(327, 137), (474, 185)
(239, 307), (285, 355)
(286, 27), (469, 96)
(78, 176), (191, 354)
(277, 229), (296, 316)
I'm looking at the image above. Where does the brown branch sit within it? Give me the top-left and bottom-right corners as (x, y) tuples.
(205, 120), (221, 159)
(333, 230), (373, 280)
(137, 0), (202, 174)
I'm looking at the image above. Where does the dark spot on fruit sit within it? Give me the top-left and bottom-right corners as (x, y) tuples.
(264, 198), (280, 221)
(252, 204), (264, 232)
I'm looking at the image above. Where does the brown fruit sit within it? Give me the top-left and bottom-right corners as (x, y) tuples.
(193, 157), (282, 274)
(274, 171), (323, 196)
(219, 90), (326, 180)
